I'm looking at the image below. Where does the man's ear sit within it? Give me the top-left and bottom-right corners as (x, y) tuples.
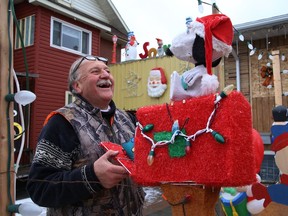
(72, 81), (82, 94)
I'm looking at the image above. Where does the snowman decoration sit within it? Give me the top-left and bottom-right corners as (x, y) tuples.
(125, 31), (138, 61)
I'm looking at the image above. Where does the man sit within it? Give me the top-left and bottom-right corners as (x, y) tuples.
(27, 56), (145, 215)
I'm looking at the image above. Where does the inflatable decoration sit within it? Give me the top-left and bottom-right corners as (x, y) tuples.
(147, 67), (167, 98)
(125, 31), (138, 61)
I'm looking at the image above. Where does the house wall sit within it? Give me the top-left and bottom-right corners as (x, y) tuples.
(71, 0), (109, 23)
(100, 38), (122, 63)
(224, 44), (250, 101)
(225, 35), (288, 134)
(14, 2), (107, 152)
(110, 56), (194, 110)
(251, 38), (288, 133)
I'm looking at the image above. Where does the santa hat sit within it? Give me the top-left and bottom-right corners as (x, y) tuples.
(150, 67), (167, 84)
(156, 38), (163, 43)
(195, 14), (233, 75)
(169, 14), (233, 75)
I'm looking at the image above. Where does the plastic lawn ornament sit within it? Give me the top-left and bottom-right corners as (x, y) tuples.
(220, 129), (264, 216)
(147, 67), (167, 98)
(125, 31), (138, 61)
(246, 105), (288, 215)
(139, 42), (157, 59)
(156, 38), (165, 56)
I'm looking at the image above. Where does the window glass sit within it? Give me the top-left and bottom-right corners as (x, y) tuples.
(30, 16), (35, 44)
(65, 91), (76, 105)
(53, 21), (61, 46)
(51, 18), (91, 55)
(82, 32), (89, 54)
(15, 15), (35, 49)
(25, 16), (30, 45)
(62, 25), (81, 51)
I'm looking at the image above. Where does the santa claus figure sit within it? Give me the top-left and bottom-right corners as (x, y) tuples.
(147, 67), (167, 97)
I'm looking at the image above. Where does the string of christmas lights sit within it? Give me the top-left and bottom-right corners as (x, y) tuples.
(137, 85), (234, 166)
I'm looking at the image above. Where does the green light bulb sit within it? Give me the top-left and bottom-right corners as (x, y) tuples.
(212, 131), (225, 144)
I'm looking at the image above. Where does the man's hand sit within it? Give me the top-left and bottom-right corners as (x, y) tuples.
(93, 150), (128, 188)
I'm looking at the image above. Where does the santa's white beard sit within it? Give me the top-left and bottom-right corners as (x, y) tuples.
(148, 84), (167, 97)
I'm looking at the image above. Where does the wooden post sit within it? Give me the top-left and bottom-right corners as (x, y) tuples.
(272, 50), (282, 106)
(0, 0), (15, 215)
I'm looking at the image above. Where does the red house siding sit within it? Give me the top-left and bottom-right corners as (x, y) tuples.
(100, 38), (122, 63)
(14, 2), (107, 160)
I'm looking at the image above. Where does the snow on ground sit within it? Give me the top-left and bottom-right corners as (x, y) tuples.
(16, 187), (163, 215)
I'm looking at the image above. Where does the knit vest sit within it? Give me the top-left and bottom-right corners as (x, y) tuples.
(47, 99), (144, 216)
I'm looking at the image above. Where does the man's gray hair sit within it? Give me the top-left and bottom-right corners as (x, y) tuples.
(68, 57), (83, 95)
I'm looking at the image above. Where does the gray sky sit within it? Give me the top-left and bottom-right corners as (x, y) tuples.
(111, 0), (287, 56)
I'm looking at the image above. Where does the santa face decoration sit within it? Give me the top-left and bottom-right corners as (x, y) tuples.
(147, 67), (167, 97)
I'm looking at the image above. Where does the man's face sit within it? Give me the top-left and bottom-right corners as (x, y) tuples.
(73, 60), (114, 109)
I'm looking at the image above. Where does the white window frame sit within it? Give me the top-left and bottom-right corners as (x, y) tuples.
(65, 91), (76, 105)
(50, 17), (92, 55)
(15, 15), (35, 49)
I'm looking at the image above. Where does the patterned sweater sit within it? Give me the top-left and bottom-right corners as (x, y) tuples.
(27, 97), (144, 216)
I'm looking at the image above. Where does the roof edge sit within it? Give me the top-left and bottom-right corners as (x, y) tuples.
(234, 13), (288, 32)
(29, 0), (111, 32)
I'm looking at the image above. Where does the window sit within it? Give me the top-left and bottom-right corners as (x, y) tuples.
(15, 15), (35, 49)
(259, 151), (279, 184)
(65, 91), (76, 105)
(51, 17), (91, 55)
